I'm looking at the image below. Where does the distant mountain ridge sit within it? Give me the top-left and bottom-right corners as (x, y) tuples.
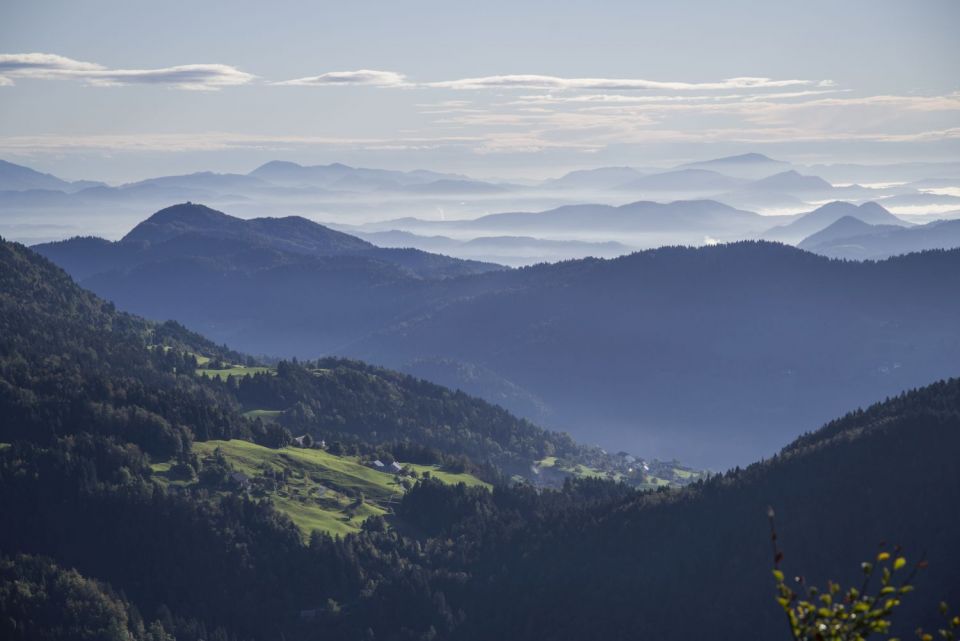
(545, 166), (645, 190)
(352, 229), (633, 266)
(681, 152), (792, 179)
(763, 201), (907, 243)
(35, 215), (960, 467)
(37, 203), (502, 281)
(616, 168), (747, 192)
(799, 217), (960, 259)
(747, 170), (833, 192)
(0, 159), (102, 192)
(248, 160), (468, 190)
(342, 242), (960, 466)
(360, 199), (779, 246)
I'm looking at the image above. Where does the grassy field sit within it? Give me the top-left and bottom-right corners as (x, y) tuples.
(533, 456), (698, 490)
(152, 440), (486, 538)
(535, 456), (625, 482)
(406, 463), (491, 488)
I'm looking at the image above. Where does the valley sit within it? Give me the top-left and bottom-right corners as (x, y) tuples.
(3, 4), (960, 640)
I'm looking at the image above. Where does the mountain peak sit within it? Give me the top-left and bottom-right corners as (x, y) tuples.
(121, 202), (240, 244)
(750, 170), (832, 191)
(0, 158), (73, 191)
(706, 152), (778, 164)
(252, 160), (303, 172)
(798, 215), (877, 249)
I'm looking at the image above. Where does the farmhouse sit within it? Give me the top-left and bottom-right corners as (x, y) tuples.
(389, 461), (403, 473)
(231, 472), (251, 490)
(292, 434), (310, 447)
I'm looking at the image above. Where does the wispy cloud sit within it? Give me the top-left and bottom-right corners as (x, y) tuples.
(0, 52), (255, 90)
(424, 74), (830, 91)
(275, 70), (409, 87)
(0, 132), (481, 153)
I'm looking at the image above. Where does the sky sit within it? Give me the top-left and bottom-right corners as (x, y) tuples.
(1, 0), (958, 183)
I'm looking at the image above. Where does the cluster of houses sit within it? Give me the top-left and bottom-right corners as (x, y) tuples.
(292, 434), (325, 449)
(368, 459), (404, 474)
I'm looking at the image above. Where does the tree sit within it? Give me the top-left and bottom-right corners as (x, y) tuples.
(769, 508), (958, 641)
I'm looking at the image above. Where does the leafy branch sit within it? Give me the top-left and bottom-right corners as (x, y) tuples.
(768, 507), (958, 641)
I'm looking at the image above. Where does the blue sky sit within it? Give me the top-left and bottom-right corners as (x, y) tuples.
(1, 0), (958, 182)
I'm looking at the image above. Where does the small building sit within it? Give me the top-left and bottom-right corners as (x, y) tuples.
(370, 460), (385, 469)
(292, 434), (309, 447)
(231, 471), (251, 490)
(389, 461), (403, 473)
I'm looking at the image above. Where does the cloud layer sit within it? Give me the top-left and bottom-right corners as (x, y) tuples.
(3, 54), (834, 94)
(424, 74), (829, 91)
(276, 69), (409, 87)
(1, 52), (957, 162)
(0, 53), (254, 90)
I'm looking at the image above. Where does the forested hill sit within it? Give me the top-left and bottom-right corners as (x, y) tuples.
(34, 202), (502, 282)
(37, 206), (960, 468)
(0, 236), (597, 479)
(2, 233), (959, 640)
(0, 236), (249, 456)
(386, 378), (960, 640)
(347, 242), (960, 467)
(233, 358), (588, 479)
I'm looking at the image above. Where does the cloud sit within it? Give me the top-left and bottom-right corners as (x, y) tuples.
(0, 132), (481, 154)
(276, 69), (409, 87)
(425, 74), (828, 91)
(0, 52), (255, 89)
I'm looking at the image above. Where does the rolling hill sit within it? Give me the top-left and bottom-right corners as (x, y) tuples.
(248, 160), (466, 190)
(343, 242), (960, 467)
(354, 229), (633, 266)
(34, 210), (960, 468)
(0, 159), (101, 192)
(0, 235), (611, 486)
(435, 377), (960, 640)
(615, 168), (747, 192)
(2, 231), (959, 641)
(763, 200), (907, 243)
(544, 166), (644, 190)
(681, 152), (792, 179)
(374, 198), (776, 244)
(799, 217), (960, 259)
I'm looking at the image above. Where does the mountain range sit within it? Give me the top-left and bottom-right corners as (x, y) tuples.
(359, 199), (778, 246)
(762, 200), (908, 243)
(32, 203), (960, 468)
(351, 230), (633, 267)
(0, 158), (103, 192)
(2, 233), (957, 640)
(799, 216), (960, 260)
(4, 154), (958, 265)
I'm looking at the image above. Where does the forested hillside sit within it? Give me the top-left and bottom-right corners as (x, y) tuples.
(36, 205), (960, 467)
(3, 237), (959, 641)
(350, 242), (960, 466)
(0, 237), (590, 480)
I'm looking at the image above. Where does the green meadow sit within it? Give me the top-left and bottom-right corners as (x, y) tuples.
(151, 439), (488, 539)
